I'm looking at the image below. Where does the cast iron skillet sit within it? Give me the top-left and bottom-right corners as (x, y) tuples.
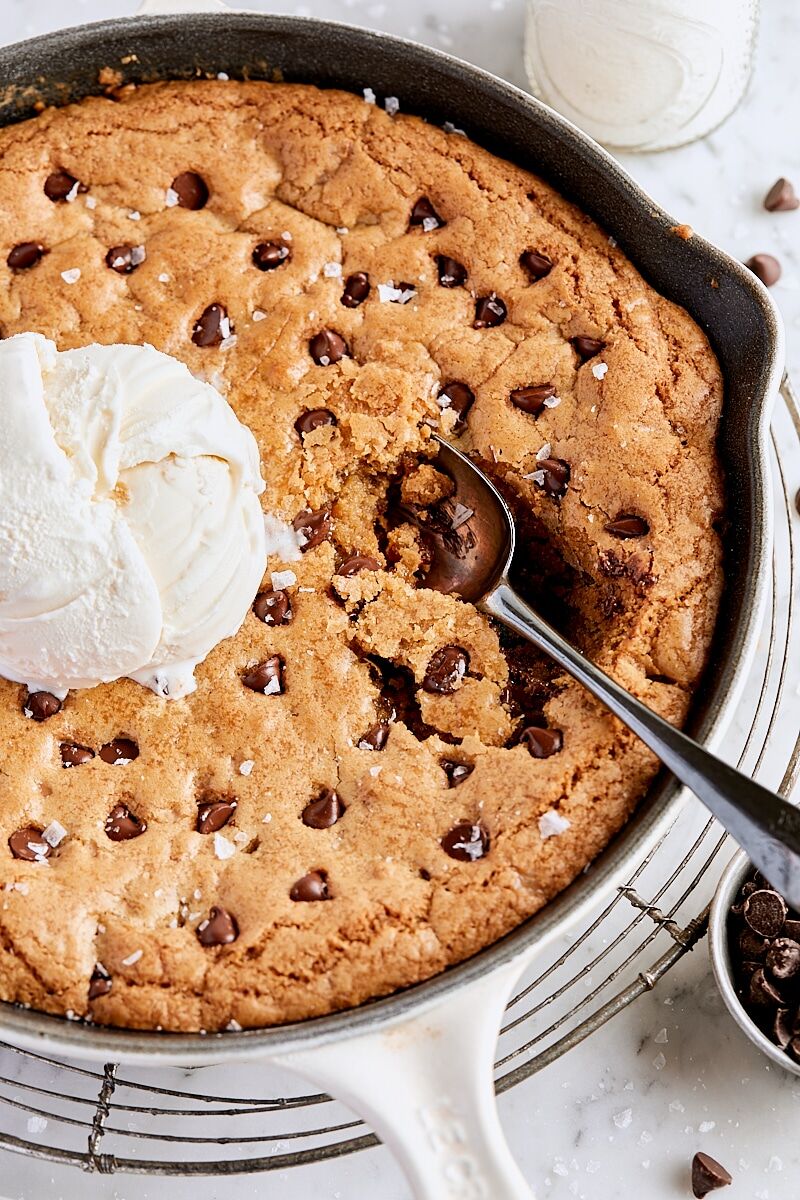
(0, 8), (784, 1194)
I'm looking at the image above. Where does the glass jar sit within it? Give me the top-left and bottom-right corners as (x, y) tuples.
(524, 0), (760, 151)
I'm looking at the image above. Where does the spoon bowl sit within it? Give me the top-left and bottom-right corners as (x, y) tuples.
(428, 434), (800, 909)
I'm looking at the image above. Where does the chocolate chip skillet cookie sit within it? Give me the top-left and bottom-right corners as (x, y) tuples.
(0, 81), (723, 1031)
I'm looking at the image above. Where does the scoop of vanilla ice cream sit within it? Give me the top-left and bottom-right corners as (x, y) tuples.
(0, 333), (266, 699)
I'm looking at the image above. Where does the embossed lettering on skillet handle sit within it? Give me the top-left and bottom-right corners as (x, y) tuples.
(274, 961), (536, 1200)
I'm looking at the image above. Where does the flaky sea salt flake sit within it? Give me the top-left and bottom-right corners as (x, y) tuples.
(239, 760), (255, 776)
(323, 261), (342, 277)
(41, 820), (68, 848)
(271, 569), (297, 590)
(384, 96), (400, 116)
(536, 442), (552, 461)
(121, 949), (143, 966)
(165, 187), (180, 207)
(592, 362), (609, 380)
(539, 809), (570, 839)
(363, 87), (377, 105)
(214, 833), (236, 860)
(61, 268), (81, 285)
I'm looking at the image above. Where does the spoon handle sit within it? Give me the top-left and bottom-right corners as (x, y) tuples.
(484, 581), (800, 906)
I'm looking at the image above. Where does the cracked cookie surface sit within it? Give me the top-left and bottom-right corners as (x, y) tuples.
(0, 81), (723, 1031)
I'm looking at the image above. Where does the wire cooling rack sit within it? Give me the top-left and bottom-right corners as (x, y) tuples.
(0, 381), (798, 1180)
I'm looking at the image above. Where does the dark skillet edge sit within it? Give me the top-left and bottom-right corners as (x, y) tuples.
(0, 13), (783, 1060)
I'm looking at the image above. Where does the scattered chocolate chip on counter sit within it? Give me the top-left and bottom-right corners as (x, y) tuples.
(764, 177), (799, 212)
(745, 253), (782, 287)
(691, 1151), (732, 1197)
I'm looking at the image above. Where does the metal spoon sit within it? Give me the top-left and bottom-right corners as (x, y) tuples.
(424, 434), (800, 907)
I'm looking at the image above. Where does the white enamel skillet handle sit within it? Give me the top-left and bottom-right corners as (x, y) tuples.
(133, 1), (534, 1193)
(276, 960), (534, 1200)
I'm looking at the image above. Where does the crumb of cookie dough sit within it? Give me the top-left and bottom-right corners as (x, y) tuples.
(400, 463), (455, 507)
(0, 79), (723, 1032)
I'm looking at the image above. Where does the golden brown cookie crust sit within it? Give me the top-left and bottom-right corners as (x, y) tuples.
(0, 81), (723, 1031)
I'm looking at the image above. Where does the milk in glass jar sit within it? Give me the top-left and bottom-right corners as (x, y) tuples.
(524, 0), (760, 150)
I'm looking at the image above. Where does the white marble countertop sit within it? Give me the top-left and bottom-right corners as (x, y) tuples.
(1, 2), (799, 1198)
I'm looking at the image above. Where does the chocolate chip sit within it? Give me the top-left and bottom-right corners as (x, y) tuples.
(252, 240), (291, 270)
(422, 645), (470, 694)
(773, 1006), (794, 1048)
(519, 250), (553, 281)
(691, 1152), (732, 1198)
(441, 759), (474, 787)
(8, 826), (50, 861)
(170, 171), (209, 210)
(253, 589), (292, 626)
(748, 966), (785, 1007)
(293, 506), (332, 552)
(242, 656), (284, 695)
(571, 335), (605, 361)
(105, 243), (146, 274)
(105, 803), (147, 842)
(473, 294), (507, 329)
(358, 721), (390, 751)
(519, 725), (563, 758)
(436, 255), (467, 287)
(746, 253), (782, 287)
(341, 271), (370, 307)
(295, 408), (337, 438)
(99, 738), (139, 765)
(510, 383), (556, 416)
(88, 964), (112, 1001)
(766, 937), (800, 980)
(192, 303), (230, 347)
(338, 553), (380, 577)
(441, 821), (490, 862)
(744, 888), (787, 937)
(309, 328), (349, 365)
(604, 515), (649, 538)
(290, 869), (330, 901)
(8, 242), (47, 271)
(302, 789), (345, 829)
(196, 906), (239, 946)
(409, 196), (444, 229)
(738, 928), (767, 959)
(23, 691), (62, 722)
(44, 170), (85, 202)
(60, 742), (95, 768)
(196, 796), (238, 834)
(534, 458), (570, 498)
(439, 381), (475, 431)
(764, 177), (799, 212)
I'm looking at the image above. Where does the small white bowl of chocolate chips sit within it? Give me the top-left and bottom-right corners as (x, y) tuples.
(710, 849), (800, 1074)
